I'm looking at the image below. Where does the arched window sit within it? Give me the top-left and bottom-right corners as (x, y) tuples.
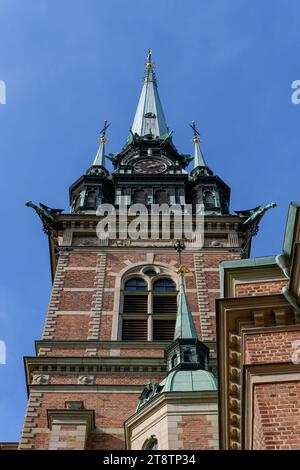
(133, 189), (147, 205)
(152, 278), (177, 341)
(121, 274), (177, 341)
(124, 278), (147, 291)
(153, 278), (176, 292)
(155, 189), (168, 204)
(203, 190), (215, 209)
(122, 277), (148, 341)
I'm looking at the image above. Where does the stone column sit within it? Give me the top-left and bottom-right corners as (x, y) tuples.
(47, 401), (95, 450)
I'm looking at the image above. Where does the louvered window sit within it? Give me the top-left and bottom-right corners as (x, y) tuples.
(122, 319), (147, 341)
(155, 190), (168, 204)
(121, 275), (177, 341)
(153, 296), (177, 315)
(123, 295), (148, 314)
(86, 190), (97, 209)
(133, 189), (146, 205)
(203, 190), (215, 209)
(153, 320), (176, 341)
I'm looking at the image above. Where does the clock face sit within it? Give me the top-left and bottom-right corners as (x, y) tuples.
(134, 159), (167, 174)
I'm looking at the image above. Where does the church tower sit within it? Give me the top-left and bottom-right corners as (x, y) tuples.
(20, 52), (256, 450)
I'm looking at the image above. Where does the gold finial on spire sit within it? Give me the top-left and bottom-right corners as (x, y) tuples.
(146, 49), (153, 69)
(174, 240), (188, 275)
(100, 119), (110, 143)
(176, 265), (189, 275)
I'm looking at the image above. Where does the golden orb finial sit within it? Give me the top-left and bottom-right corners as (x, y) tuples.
(176, 265), (189, 275)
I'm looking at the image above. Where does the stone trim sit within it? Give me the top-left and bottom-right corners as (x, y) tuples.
(110, 260), (179, 341)
(30, 385), (144, 393)
(54, 311), (92, 316)
(124, 391), (218, 449)
(42, 253), (69, 340)
(19, 392), (43, 450)
(35, 340), (181, 352)
(194, 253), (213, 341)
(87, 253), (107, 341)
(24, 355), (167, 387)
(63, 288), (95, 292)
(219, 257), (283, 298)
(65, 267), (99, 271)
(47, 409), (95, 432)
(47, 408), (95, 450)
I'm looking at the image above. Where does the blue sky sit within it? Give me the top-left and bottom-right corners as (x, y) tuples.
(0, 0), (300, 441)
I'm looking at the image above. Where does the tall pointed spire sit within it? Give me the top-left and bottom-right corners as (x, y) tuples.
(174, 266), (198, 340)
(93, 120), (110, 167)
(190, 121), (207, 169)
(130, 50), (169, 139)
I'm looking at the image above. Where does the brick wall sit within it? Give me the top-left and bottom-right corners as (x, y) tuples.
(40, 249), (239, 343)
(23, 241), (240, 449)
(178, 415), (219, 450)
(245, 331), (300, 364)
(253, 382), (300, 450)
(235, 280), (288, 297)
(20, 392), (141, 450)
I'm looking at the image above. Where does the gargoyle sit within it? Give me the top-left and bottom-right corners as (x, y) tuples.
(236, 202), (277, 257)
(25, 201), (63, 235)
(235, 202), (277, 234)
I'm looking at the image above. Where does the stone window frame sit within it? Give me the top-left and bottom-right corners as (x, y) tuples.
(112, 263), (178, 341)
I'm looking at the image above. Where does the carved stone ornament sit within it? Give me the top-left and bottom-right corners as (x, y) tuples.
(78, 375), (95, 385)
(32, 374), (50, 385)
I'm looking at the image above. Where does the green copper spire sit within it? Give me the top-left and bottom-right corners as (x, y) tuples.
(190, 121), (207, 169)
(130, 50), (169, 139)
(92, 120), (110, 167)
(174, 267), (198, 340)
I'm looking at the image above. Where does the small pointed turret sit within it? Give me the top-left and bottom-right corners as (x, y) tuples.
(174, 266), (198, 340)
(164, 254), (210, 373)
(130, 50), (169, 139)
(92, 120), (110, 168)
(69, 120), (114, 213)
(190, 121), (207, 169)
(188, 121), (230, 214)
(136, 246), (218, 411)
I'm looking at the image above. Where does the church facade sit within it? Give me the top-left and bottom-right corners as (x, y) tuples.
(7, 52), (300, 450)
